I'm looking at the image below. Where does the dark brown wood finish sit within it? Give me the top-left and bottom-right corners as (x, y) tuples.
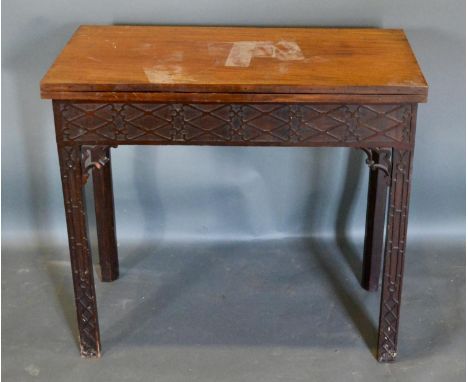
(361, 149), (390, 291)
(91, 147), (119, 282)
(376, 104), (417, 361)
(55, 142), (101, 358)
(377, 148), (414, 361)
(44, 26), (427, 362)
(53, 102), (414, 148)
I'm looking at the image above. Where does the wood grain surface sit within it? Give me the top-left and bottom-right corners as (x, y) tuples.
(41, 26), (427, 101)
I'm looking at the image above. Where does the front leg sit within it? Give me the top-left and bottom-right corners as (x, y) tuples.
(57, 145), (101, 358)
(377, 149), (413, 362)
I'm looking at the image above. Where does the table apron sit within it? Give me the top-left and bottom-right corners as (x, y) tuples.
(53, 101), (416, 149)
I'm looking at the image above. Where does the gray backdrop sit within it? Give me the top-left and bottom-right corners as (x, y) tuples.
(2, 0), (465, 245)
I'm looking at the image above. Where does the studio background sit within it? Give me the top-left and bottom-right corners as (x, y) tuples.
(2, 0), (465, 243)
(2, 1), (465, 381)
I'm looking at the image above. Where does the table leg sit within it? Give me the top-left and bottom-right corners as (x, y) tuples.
(58, 145), (101, 358)
(92, 147), (119, 282)
(362, 150), (389, 291)
(377, 149), (413, 362)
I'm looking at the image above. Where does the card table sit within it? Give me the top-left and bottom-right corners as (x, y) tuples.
(41, 25), (428, 361)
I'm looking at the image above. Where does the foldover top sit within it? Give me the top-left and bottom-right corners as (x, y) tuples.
(41, 25), (428, 102)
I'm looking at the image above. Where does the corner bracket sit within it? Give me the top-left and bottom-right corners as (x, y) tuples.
(360, 148), (392, 184)
(81, 145), (116, 185)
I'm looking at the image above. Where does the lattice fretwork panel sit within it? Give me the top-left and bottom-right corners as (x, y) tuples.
(56, 103), (413, 147)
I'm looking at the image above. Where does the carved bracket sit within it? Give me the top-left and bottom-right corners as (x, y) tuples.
(361, 148), (392, 184)
(81, 145), (115, 185)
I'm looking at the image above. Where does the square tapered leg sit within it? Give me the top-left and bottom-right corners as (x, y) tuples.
(377, 149), (413, 362)
(57, 145), (101, 358)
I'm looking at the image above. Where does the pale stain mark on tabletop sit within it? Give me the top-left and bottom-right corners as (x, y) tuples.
(225, 40), (305, 67)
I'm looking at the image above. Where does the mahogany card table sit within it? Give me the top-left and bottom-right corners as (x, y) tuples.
(41, 25), (428, 361)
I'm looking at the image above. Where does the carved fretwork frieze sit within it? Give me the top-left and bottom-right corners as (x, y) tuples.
(56, 102), (414, 147)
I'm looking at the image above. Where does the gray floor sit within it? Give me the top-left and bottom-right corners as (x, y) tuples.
(2, 236), (465, 382)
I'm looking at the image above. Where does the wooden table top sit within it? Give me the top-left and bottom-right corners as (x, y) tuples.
(41, 25), (427, 102)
